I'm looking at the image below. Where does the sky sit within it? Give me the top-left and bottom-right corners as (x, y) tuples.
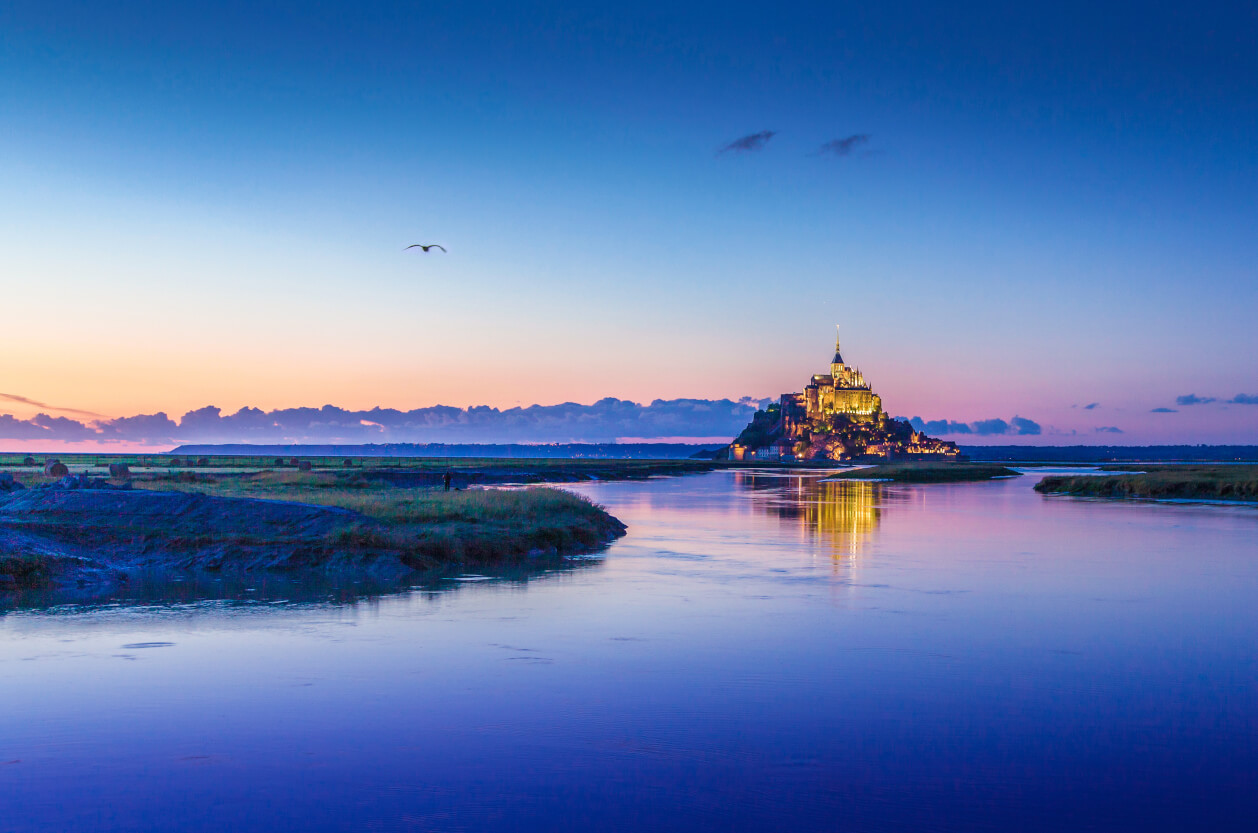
(1, 0), (1255, 448)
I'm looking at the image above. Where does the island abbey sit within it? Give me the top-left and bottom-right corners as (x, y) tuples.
(728, 328), (960, 462)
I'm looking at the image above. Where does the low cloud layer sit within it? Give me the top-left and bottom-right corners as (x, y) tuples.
(1150, 407), (1177, 413)
(1176, 394), (1217, 405)
(1230, 394), (1258, 404)
(1095, 426), (1124, 434)
(719, 130), (776, 154)
(818, 134), (870, 156)
(0, 398), (766, 446)
(908, 415), (1042, 436)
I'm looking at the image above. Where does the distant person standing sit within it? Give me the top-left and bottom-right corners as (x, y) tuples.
(443, 470), (452, 491)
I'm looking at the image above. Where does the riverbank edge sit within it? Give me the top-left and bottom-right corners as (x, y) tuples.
(0, 486), (627, 595)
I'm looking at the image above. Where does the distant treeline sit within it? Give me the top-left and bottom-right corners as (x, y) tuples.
(169, 442), (726, 460)
(963, 445), (1258, 463)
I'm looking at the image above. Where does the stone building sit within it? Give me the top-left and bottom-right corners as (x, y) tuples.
(729, 327), (960, 462)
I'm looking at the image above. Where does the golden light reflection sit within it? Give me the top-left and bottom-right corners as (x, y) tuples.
(734, 472), (881, 564)
(805, 479), (880, 560)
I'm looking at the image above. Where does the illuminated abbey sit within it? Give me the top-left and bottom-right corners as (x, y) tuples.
(728, 327), (960, 462)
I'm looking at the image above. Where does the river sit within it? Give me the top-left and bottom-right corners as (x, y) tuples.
(2, 469), (1256, 831)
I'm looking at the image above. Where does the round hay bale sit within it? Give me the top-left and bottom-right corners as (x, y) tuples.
(289, 458), (300, 466)
(22, 456), (37, 467)
(274, 458), (285, 466)
(44, 461), (69, 477)
(297, 460), (312, 472)
(108, 463), (132, 480)
(342, 459), (354, 467)
(168, 458), (184, 467)
(196, 457), (209, 467)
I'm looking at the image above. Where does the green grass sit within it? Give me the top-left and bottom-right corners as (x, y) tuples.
(829, 462), (1022, 483)
(1034, 465), (1258, 502)
(131, 471), (626, 566)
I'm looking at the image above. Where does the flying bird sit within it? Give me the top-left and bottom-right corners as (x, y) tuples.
(405, 243), (447, 252)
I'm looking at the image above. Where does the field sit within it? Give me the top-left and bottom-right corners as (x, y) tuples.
(0, 453), (718, 483)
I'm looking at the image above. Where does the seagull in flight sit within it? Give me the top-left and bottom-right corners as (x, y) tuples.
(405, 243), (447, 253)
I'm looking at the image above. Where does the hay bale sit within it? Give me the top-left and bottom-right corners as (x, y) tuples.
(22, 456), (37, 467)
(168, 458), (184, 467)
(342, 459), (354, 467)
(275, 458), (285, 466)
(196, 457), (209, 467)
(108, 463), (131, 480)
(289, 458), (300, 466)
(44, 461), (69, 477)
(297, 460), (312, 472)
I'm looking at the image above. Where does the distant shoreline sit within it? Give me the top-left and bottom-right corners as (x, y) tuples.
(962, 445), (1258, 463)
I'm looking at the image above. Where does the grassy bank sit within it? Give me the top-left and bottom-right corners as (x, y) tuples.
(133, 471), (625, 565)
(1034, 466), (1258, 502)
(829, 462), (1022, 483)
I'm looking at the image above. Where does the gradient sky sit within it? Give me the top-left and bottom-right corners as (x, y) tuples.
(2, 0), (1256, 446)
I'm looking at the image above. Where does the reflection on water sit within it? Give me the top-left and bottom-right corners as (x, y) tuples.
(1, 556), (604, 614)
(3, 471), (1258, 832)
(734, 471), (881, 561)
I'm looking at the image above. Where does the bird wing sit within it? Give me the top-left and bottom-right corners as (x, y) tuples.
(432, 245), (447, 252)
(405, 244), (422, 249)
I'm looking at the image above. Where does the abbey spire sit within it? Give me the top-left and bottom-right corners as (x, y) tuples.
(727, 325), (960, 462)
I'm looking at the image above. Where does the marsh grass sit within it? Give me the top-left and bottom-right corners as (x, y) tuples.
(832, 462), (1022, 483)
(132, 472), (625, 564)
(1035, 465), (1258, 502)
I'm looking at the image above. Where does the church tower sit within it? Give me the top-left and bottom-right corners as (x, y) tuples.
(830, 325), (846, 379)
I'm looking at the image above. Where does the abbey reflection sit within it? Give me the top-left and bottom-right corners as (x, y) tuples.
(734, 472), (881, 560)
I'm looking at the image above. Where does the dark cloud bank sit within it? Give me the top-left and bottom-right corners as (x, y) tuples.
(1170, 393), (1256, 407)
(907, 416), (1042, 437)
(0, 399), (769, 446)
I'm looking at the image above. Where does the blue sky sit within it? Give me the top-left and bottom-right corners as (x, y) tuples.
(1, 1), (1255, 446)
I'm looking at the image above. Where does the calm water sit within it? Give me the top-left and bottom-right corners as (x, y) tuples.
(2, 470), (1256, 831)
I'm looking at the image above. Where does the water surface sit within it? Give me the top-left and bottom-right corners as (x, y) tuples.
(2, 470), (1256, 831)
